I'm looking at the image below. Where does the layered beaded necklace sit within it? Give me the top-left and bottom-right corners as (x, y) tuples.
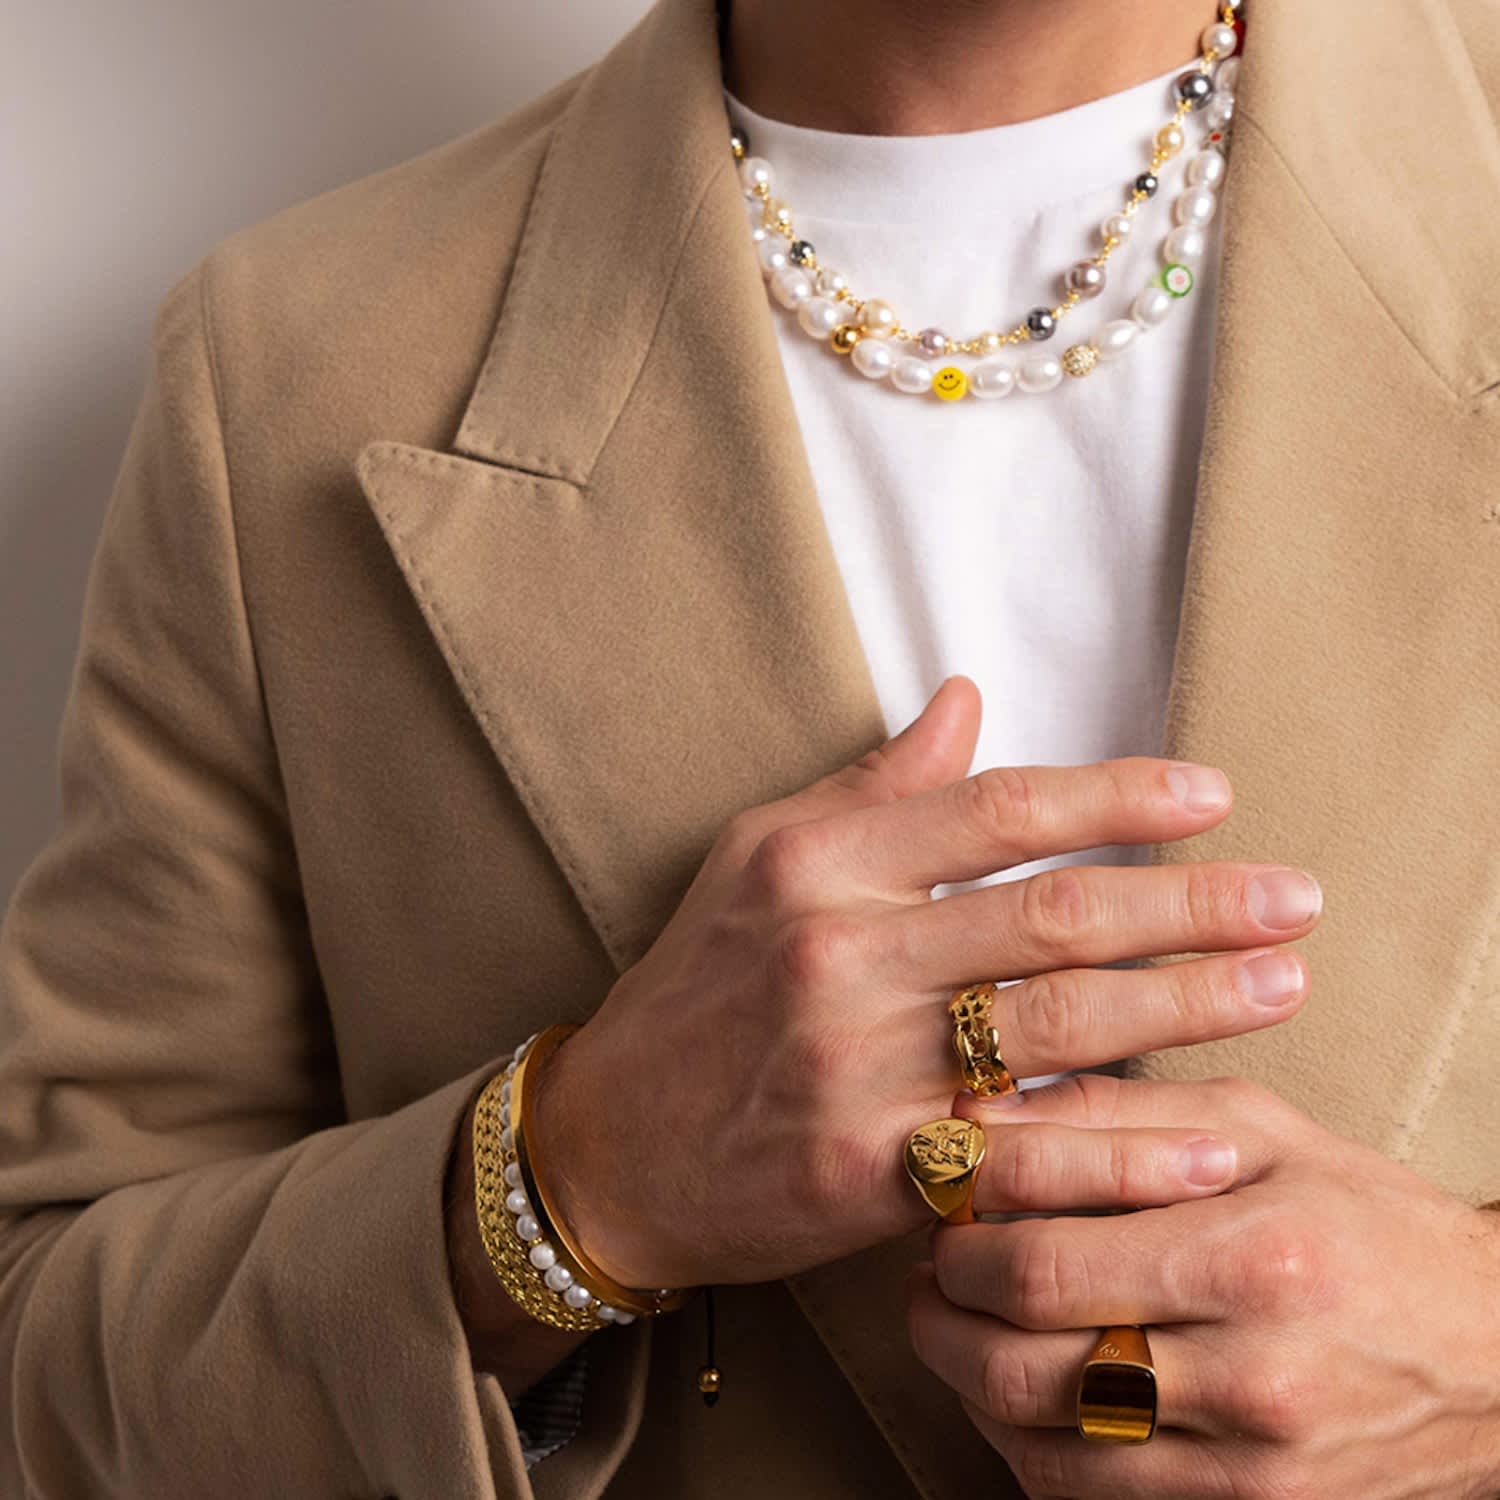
(728, 1), (1244, 401)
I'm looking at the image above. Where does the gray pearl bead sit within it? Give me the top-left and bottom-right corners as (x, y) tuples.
(917, 327), (949, 359)
(1065, 262), (1106, 299)
(1175, 70), (1214, 109)
(1026, 307), (1057, 341)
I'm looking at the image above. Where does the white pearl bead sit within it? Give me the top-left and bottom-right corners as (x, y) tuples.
(613, 1311), (636, 1325)
(738, 157), (772, 196)
(860, 298), (898, 337)
(1132, 285), (1174, 327)
(563, 1283), (594, 1310)
(814, 267), (847, 297)
(744, 197), (766, 232)
(1202, 22), (1237, 57)
(515, 1213), (540, 1241)
(1215, 57), (1240, 93)
(1092, 319), (1139, 360)
(1017, 355), (1063, 393)
(969, 357), (1016, 399)
(499, 1125), (514, 1153)
(528, 1242), (557, 1271)
(597, 1304), (619, 1322)
(797, 295), (841, 339)
(1175, 186), (1217, 227)
(1164, 223), (1209, 262)
(770, 265), (812, 309)
(1101, 212), (1133, 242)
(1204, 92), (1235, 130)
(890, 356), (933, 395)
(503, 1161), (521, 1188)
(543, 1263), (574, 1292)
(756, 236), (789, 277)
(1186, 149), (1226, 188)
(504, 1188), (529, 1216)
(851, 337), (895, 380)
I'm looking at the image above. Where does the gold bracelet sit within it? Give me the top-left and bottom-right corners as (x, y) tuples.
(472, 1023), (694, 1330)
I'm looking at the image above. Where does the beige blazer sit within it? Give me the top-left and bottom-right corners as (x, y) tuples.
(2, 0), (1497, 1495)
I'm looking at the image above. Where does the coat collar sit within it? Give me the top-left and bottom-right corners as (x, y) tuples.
(355, 1), (1500, 1493)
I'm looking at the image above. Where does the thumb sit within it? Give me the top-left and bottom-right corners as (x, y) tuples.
(781, 674), (982, 823)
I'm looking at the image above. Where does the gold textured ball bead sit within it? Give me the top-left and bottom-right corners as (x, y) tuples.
(697, 1365), (722, 1395)
(1154, 123), (1186, 157)
(1061, 343), (1100, 378)
(831, 325), (862, 355)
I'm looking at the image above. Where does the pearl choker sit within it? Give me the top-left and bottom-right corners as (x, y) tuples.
(728, 2), (1244, 400)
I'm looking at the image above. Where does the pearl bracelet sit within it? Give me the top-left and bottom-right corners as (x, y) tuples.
(471, 1023), (692, 1330)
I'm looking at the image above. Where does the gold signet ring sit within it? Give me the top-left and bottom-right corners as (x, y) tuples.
(1076, 1325), (1158, 1443)
(903, 1117), (986, 1224)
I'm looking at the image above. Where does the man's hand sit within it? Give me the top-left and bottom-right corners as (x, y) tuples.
(906, 1071), (1500, 1498)
(527, 675), (1322, 1293)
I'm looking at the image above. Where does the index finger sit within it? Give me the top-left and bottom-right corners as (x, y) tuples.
(811, 757), (1233, 898)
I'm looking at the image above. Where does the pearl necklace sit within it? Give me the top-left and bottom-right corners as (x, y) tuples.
(729, 3), (1244, 400)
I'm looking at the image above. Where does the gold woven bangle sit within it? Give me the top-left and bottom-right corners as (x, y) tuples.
(472, 1023), (693, 1331)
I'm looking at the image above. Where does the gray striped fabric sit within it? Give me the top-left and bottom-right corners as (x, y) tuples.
(510, 1339), (589, 1468)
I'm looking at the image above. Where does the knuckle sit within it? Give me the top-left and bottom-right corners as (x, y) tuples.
(981, 1343), (1045, 1426)
(1020, 867), (1090, 946)
(1011, 973), (1085, 1065)
(825, 745), (902, 804)
(1182, 861), (1240, 932)
(715, 807), (772, 868)
(1206, 1073), (1273, 1116)
(801, 1120), (876, 1210)
(771, 912), (862, 992)
(745, 823), (822, 904)
(1228, 1358), (1318, 1445)
(1013, 1442), (1070, 1495)
(990, 1127), (1055, 1209)
(1003, 1229), (1081, 1329)
(969, 766), (1042, 838)
(1240, 1214), (1332, 1314)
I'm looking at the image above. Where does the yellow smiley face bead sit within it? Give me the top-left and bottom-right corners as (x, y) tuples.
(932, 366), (968, 402)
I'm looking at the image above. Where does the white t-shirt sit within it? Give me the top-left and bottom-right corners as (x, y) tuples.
(725, 60), (1225, 919)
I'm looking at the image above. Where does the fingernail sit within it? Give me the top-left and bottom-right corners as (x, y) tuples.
(1181, 1137), (1236, 1187)
(1247, 869), (1322, 929)
(1165, 763), (1231, 812)
(1236, 949), (1305, 1007)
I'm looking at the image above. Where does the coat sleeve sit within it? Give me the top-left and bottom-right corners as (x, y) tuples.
(0, 259), (646, 1499)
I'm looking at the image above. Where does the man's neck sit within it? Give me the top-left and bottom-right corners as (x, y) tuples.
(724, 0), (1209, 135)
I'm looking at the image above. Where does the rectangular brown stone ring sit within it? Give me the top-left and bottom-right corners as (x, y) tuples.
(1076, 1325), (1158, 1443)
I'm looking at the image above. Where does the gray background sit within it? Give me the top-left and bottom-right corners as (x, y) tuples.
(1, 0), (654, 902)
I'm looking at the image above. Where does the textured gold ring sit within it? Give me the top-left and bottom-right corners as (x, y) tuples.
(903, 1117), (986, 1224)
(1077, 1325), (1158, 1443)
(948, 983), (1018, 1098)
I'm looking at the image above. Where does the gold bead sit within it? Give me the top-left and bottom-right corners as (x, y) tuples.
(1061, 343), (1099, 378)
(979, 331), (1003, 354)
(1154, 123), (1186, 157)
(766, 197), (792, 228)
(831, 325), (862, 355)
(697, 1365), (722, 1395)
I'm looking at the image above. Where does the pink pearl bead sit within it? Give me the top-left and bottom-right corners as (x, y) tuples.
(917, 327), (949, 359)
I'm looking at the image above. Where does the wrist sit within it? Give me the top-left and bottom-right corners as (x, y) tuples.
(528, 1023), (681, 1291)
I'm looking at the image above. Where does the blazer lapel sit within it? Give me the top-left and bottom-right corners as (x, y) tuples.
(354, 0), (1500, 1494)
